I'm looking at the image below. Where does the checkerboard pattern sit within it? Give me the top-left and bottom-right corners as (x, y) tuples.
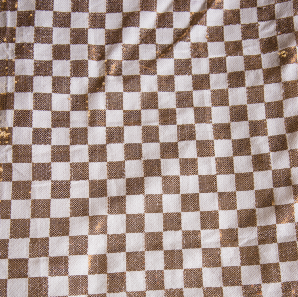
(0, 0), (298, 296)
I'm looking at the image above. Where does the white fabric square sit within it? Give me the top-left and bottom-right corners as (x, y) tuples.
(174, 42), (191, 59)
(124, 126), (142, 143)
(259, 243), (279, 264)
(201, 229), (220, 248)
(70, 44), (88, 60)
(156, 28), (173, 44)
(14, 93), (33, 110)
(8, 238), (29, 258)
(33, 110), (51, 128)
(210, 73), (228, 89)
(267, 118), (286, 136)
(126, 233), (144, 252)
(145, 213), (163, 232)
(70, 180), (89, 198)
(276, 223), (297, 243)
(35, 11), (53, 27)
(221, 247), (241, 266)
(254, 171), (273, 190)
(89, 198), (107, 216)
(13, 127), (32, 145)
(123, 27), (140, 44)
(175, 75), (193, 91)
(178, 141), (197, 158)
(12, 163), (32, 181)
(236, 190), (255, 209)
(126, 195), (144, 214)
(226, 56), (245, 72)
(15, 59), (34, 76)
(219, 210), (238, 229)
(145, 251), (164, 270)
(183, 248), (202, 269)
(69, 217), (89, 236)
(176, 108), (195, 124)
(89, 60), (105, 77)
(52, 94), (70, 111)
(241, 265), (262, 285)
(71, 12), (89, 28)
(228, 87), (247, 106)
(0, 220), (9, 239)
(262, 283), (282, 297)
(123, 60), (140, 75)
(88, 127), (106, 145)
(181, 212), (200, 230)
(34, 44), (52, 60)
(88, 235), (107, 254)
(30, 218), (50, 238)
(107, 179), (126, 196)
(163, 230), (182, 250)
(192, 58), (209, 74)
(280, 261), (298, 282)
(70, 145), (89, 162)
(88, 275), (107, 294)
(126, 271), (146, 291)
(202, 267), (223, 287)
(125, 160), (143, 177)
(250, 136), (270, 155)
(161, 159), (180, 176)
(33, 76), (52, 93)
(160, 125), (178, 142)
(271, 151), (290, 170)
(0, 260), (8, 279)
(48, 276), (68, 296)
(164, 269), (184, 289)
(7, 279), (28, 297)
(199, 193), (218, 211)
(28, 257), (48, 277)
(50, 199), (70, 218)
(51, 162), (70, 180)
(107, 214), (126, 234)
(145, 176), (162, 194)
(53, 0), (71, 11)
(69, 255), (89, 275)
(157, 0), (173, 12)
(53, 27), (70, 44)
(88, 28), (105, 45)
(105, 44), (122, 60)
(238, 227), (258, 247)
(106, 143), (124, 161)
(211, 106), (230, 123)
(16, 27), (34, 43)
(207, 42), (226, 57)
(11, 200), (31, 219)
(162, 194), (181, 212)
(107, 253), (126, 273)
(240, 8), (258, 24)
(49, 236), (69, 256)
(180, 175), (200, 194)
(141, 75), (158, 91)
(214, 140), (233, 157)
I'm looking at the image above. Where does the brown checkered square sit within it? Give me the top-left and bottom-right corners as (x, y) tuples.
(182, 230), (201, 249)
(88, 254), (107, 274)
(89, 180), (107, 198)
(202, 248), (221, 267)
(200, 211), (219, 229)
(89, 215), (107, 234)
(69, 235), (88, 255)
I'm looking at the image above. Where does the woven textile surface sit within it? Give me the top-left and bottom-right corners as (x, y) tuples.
(1, 0), (298, 296)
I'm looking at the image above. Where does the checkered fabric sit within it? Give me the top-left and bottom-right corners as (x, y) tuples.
(0, 0), (298, 296)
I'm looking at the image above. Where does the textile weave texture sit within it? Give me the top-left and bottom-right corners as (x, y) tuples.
(0, 0), (298, 296)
